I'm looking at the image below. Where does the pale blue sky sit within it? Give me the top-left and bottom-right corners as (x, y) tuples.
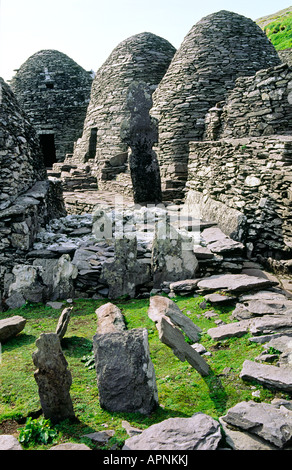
(0, 0), (290, 81)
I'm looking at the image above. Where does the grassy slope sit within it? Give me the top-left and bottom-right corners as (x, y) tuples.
(0, 296), (289, 449)
(256, 6), (292, 50)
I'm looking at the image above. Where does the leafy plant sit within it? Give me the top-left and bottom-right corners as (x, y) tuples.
(81, 351), (95, 370)
(18, 417), (58, 447)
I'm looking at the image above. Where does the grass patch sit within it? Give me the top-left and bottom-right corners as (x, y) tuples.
(0, 295), (290, 449)
(263, 12), (292, 50)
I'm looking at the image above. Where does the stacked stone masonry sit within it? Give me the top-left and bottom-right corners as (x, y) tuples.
(10, 50), (93, 165)
(69, 32), (176, 186)
(186, 136), (292, 261)
(205, 63), (292, 140)
(0, 78), (66, 310)
(151, 10), (281, 199)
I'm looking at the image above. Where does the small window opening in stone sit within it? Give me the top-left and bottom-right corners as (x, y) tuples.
(39, 134), (57, 168)
(86, 127), (98, 160)
(46, 82), (54, 89)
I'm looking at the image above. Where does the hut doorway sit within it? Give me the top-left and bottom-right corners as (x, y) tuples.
(39, 133), (57, 168)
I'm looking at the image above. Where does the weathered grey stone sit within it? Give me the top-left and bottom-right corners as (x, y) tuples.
(201, 227), (245, 255)
(122, 420), (143, 437)
(93, 328), (158, 414)
(0, 435), (23, 450)
(249, 314), (292, 336)
(82, 430), (115, 445)
(32, 333), (75, 424)
(34, 254), (78, 301)
(148, 295), (201, 342)
(155, 315), (209, 376)
(123, 413), (222, 450)
(95, 302), (126, 334)
(169, 279), (200, 293)
(240, 359), (292, 392)
(197, 273), (277, 293)
(219, 417), (277, 450)
(55, 307), (73, 339)
(152, 221), (198, 289)
(5, 292), (26, 309)
(207, 320), (250, 341)
(222, 401), (292, 448)
(204, 293), (237, 304)
(0, 315), (26, 343)
(50, 443), (91, 450)
(100, 235), (150, 299)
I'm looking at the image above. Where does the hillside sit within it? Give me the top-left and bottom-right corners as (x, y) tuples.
(256, 6), (292, 50)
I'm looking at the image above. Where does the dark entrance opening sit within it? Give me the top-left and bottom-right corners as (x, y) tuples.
(39, 134), (57, 168)
(85, 127), (98, 161)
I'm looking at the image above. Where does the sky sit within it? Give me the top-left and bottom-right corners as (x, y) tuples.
(0, 0), (291, 81)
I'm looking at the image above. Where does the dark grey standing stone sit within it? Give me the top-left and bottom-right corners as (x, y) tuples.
(32, 333), (75, 424)
(93, 328), (158, 415)
(120, 81), (162, 205)
(151, 220), (198, 289)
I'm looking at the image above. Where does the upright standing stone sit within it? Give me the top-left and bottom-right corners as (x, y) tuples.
(151, 220), (198, 289)
(100, 235), (150, 299)
(93, 328), (158, 415)
(121, 81), (162, 204)
(32, 333), (75, 424)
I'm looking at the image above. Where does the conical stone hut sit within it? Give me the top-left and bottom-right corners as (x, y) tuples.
(10, 50), (93, 166)
(70, 32), (176, 185)
(151, 10), (282, 200)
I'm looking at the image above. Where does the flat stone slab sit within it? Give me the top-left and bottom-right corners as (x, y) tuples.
(201, 227), (245, 254)
(0, 315), (26, 343)
(155, 315), (210, 376)
(204, 293), (237, 304)
(197, 274), (277, 294)
(240, 359), (292, 393)
(249, 314), (292, 336)
(219, 417), (277, 450)
(123, 413), (222, 450)
(169, 279), (200, 293)
(148, 295), (201, 342)
(207, 320), (250, 341)
(49, 443), (91, 450)
(221, 400), (292, 448)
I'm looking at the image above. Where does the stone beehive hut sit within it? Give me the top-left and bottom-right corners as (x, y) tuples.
(9, 50), (93, 166)
(70, 32), (176, 184)
(151, 10), (282, 200)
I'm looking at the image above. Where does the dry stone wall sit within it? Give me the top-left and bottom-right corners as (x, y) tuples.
(185, 136), (292, 262)
(0, 78), (66, 310)
(151, 10), (281, 200)
(206, 63), (292, 140)
(10, 50), (93, 164)
(0, 78), (47, 206)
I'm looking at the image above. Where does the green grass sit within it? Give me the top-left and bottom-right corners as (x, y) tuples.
(0, 295), (290, 449)
(263, 12), (292, 50)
